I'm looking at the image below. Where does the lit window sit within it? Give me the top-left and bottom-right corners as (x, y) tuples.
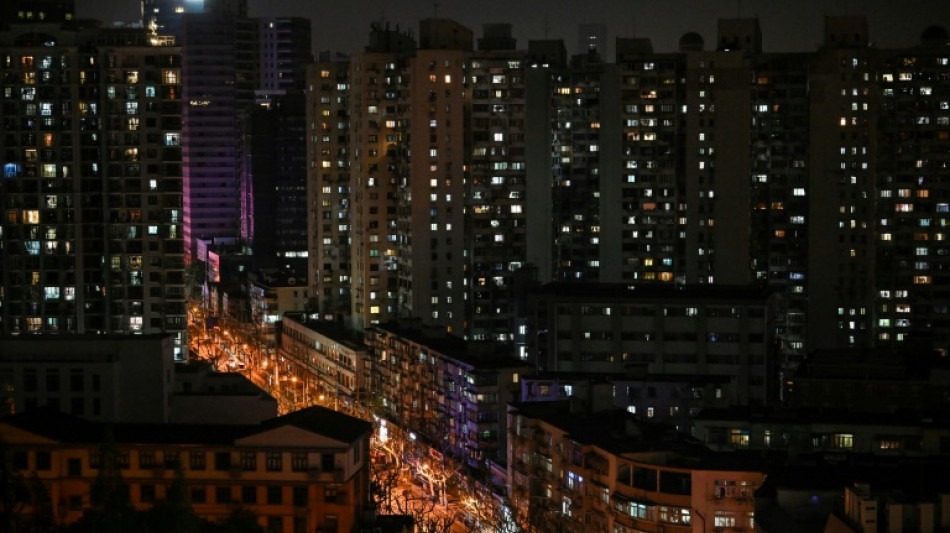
(833, 433), (853, 449)
(730, 429), (750, 447)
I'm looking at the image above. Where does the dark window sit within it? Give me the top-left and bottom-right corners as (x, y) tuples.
(140, 450), (156, 469)
(69, 495), (83, 510)
(70, 369), (84, 392)
(241, 452), (256, 471)
(23, 370), (37, 393)
(215, 486), (231, 504)
(321, 453), (335, 471)
(632, 466), (657, 491)
(324, 485), (338, 503)
(293, 517), (306, 533)
(67, 458), (81, 476)
(12, 451), (28, 470)
(45, 397), (60, 411)
(164, 450), (180, 469)
(46, 369), (60, 392)
(266, 452), (282, 472)
(190, 451), (206, 470)
(35, 451), (51, 470)
(267, 486), (282, 505)
(70, 397), (85, 416)
(92, 374), (101, 392)
(242, 485), (257, 504)
(292, 486), (308, 507)
(214, 452), (231, 470)
(324, 514), (339, 533)
(140, 484), (156, 503)
(291, 452), (307, 472)
(190, 487), (206, 503)
(267, 517), (282, 533)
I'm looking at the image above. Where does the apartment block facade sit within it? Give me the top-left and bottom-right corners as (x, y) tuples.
(306, 16), (950, 361)
(526, 283), (776, 405)
(278, 313), (366, 412)
(306, 56), (352, 319)
(507, 402), (765, 533)
(363, 324), (529, 470)
(0, 19), (187, 357)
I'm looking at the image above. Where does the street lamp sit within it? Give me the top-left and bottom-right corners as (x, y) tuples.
(290, 375), (299, 411)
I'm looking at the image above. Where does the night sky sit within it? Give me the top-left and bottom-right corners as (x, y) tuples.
(80, 0), (950, 57)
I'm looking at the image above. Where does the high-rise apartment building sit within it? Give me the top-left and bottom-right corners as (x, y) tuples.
(243, 17), (311, 272)
(257, 17), (311, 95)
(614, 38), (684, 286)
(1, 0), (75, 25)
(873, 29), (950, 352)
(308, 16), (950, 358)
(807, 17), (878, 352)
(466, 24), (528, 342)
(143, 0), (206, 42)
(0, 16), (187, 358)
(343, 24), (416, 329)
(245, 94), (308, 271)
(808, 19), (950, 352)
(400, 19), (472, 334)
(307, 56), (352, 320)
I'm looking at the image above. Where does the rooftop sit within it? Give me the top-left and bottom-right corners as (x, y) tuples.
(1, 404), (372, 446)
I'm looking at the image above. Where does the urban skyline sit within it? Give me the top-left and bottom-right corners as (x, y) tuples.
(80, 0), (950, 57)
(6, 2), (950, 532)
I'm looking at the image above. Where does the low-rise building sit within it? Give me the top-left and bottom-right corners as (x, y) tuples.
(248, 270), (310, 342)
(785, 348), (950, 413)
(278, 313), (367, 412)
(693, 406), (950, 458)
(170, 363), (278, 424)
(507, 401), (767, 533)
(0, 335), (175, 422)
(364, 324), (530, 473)
(524, 282), (779, 406)
(0, 405), (372, 533)
(0, 335), (277, 425)
(755, 464), (950, 533)
(519, 371), (737, 435)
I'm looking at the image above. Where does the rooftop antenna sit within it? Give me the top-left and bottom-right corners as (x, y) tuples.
(543, 14), (550, 38)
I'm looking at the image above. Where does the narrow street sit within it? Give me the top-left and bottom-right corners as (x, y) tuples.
(187, 303), (509, 532)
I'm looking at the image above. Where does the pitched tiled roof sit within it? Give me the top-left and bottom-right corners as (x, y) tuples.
(1, 405), (371, 446)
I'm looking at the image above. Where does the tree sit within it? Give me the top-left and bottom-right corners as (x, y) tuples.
(0, 438), (54, 533)
(370, 463), (402, 514)
(23, 473), (55, 533)
(391, 490), (458, 533)
(140, 468), (202, 533)
(68, 427), (136, 533)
